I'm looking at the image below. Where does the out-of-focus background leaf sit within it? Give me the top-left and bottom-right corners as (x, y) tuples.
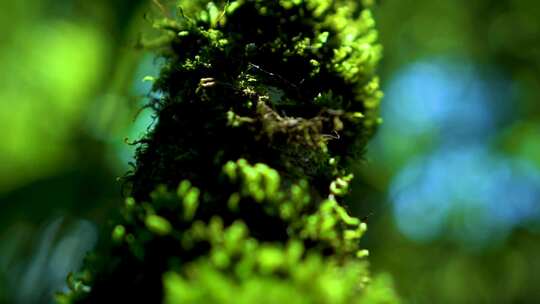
(0, 0), (538, 303)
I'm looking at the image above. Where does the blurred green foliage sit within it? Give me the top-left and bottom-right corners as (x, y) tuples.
(0, 0), (147, 302)
(0, 1), (106, 192)
(358, 0), (540, 303)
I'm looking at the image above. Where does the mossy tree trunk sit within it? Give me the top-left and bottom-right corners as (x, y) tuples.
(59, 1), (398, 303)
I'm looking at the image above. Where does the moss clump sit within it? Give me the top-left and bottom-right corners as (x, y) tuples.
(58, 1), (397, 303)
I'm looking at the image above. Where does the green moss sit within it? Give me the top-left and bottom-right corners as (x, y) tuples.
(59, 1), (397, 303)
(146, 214), (173, 236)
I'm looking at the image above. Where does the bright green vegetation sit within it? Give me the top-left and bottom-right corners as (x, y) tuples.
(58, 1), (398, 303)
